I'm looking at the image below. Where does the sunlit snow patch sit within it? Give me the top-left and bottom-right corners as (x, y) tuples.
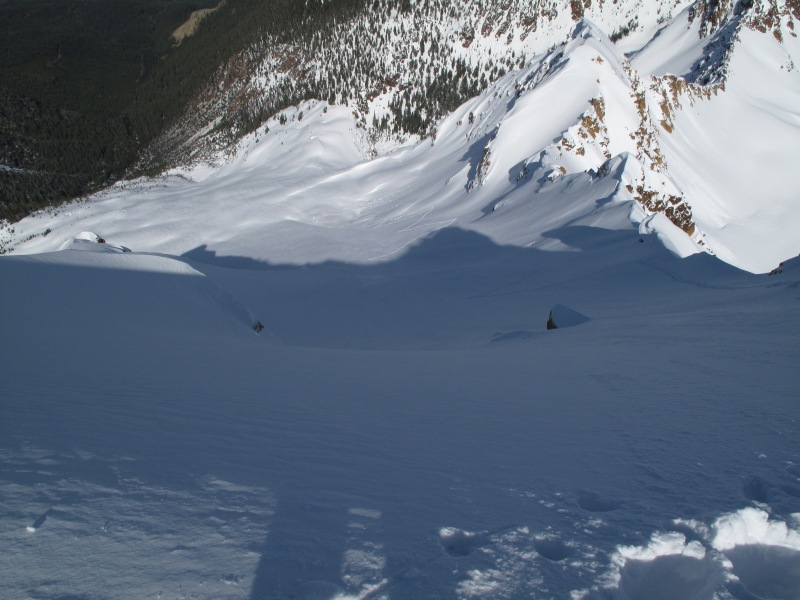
(611, 532), (722, 600)
(578, 508), (800, 600)
(449, 525), (544, 599)
(61, 231), (132, 253)
(711, 508), (800, 600)
(440, 527), (486, 557)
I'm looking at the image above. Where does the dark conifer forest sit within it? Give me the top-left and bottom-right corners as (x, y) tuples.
(0, 0), (558, 221)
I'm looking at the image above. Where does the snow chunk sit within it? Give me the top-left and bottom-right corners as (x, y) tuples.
(711, 507), (800, 552)
(617, 531), (707, 562)
(712, 509), (800, 600)
(603, 531), (722, 600)
(584, 509), (800, 600)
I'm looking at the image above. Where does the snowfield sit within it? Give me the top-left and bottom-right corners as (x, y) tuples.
(3, 227), (800, 600)
(2, 11), (800, 600)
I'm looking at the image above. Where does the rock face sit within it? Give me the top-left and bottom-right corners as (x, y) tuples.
(547, 304), (590, 330)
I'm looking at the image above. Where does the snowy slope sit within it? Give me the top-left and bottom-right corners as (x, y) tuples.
(1, 241), (260, 343)
(652, 25), (800, 272)
(5, 9), (799, 272)
(2, 215), (800, 600)
(2, 4), (800, 599)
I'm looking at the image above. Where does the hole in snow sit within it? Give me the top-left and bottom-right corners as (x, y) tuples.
(577, 490), (619, 512)
(534, 537), (574, 561)
(618, 554), (722, 600)
(725, 544), (800, 600)
(439, 527), (483, 557)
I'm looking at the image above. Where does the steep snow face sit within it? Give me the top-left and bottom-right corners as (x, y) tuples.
(631, 6), (710, 77)
(653, 25), (800, 272)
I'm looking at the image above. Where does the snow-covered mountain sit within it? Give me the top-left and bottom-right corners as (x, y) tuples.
(5, 0), (799, 271)
(1, 1), (799, 599)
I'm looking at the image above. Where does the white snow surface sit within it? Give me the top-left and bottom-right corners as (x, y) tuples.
(630, 6), (708, 77)
(657, 26), (800, 273)
(2, 14), (800, 600)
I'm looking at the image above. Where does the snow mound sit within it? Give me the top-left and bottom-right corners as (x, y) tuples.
(73, 231), (104, 243)
(0, 249), (263, 344)
(63, 231), (132, 253)
(439, 527), (486, 557)
(712, 508), (800, 600)
(614, 532), (722, 600)
(712, 507), (800, 552)
(547, 304), (591, 330)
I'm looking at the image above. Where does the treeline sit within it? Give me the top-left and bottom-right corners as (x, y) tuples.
(0, 88), (139, 221)
(1, 0), (360, 220)
(2, 0), (554, 221)
(131, 0), (376, 171)
(0, 0), (218, 220)
(167, 0), (531, 162)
